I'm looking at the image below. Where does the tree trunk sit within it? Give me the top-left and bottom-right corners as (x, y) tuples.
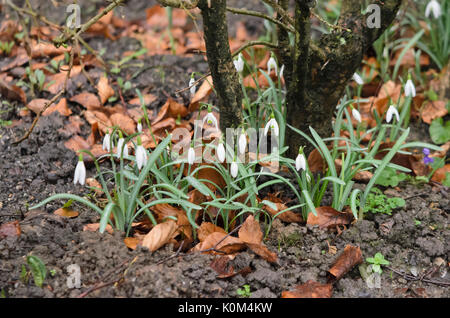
(285, 0), (402, 158)
(198, 0), (243, 131)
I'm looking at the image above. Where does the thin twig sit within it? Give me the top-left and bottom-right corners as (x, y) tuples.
(226, 6), (294, 33)
(12, 46), (75, 144)
(200, 224), (243, 254)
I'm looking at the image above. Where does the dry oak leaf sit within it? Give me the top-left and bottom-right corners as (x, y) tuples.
(307, 206), (354, 229)
(83, 223), (113, 234)
(197, 222), (227, 242)
(420, 101), (448, 124)
(238, 215), (263, 245)
(192, 232), (245, 254)
(0, 78), (26, 104)
(110, 113), (136, 135)
(84, 110), (112, 133)
(97, 76), (115, 105)
(54, 207), (79, 218)
(189, 75), (213, 112)
(44, 98), (71, 116)
(142, 220), (178, 252)
(64, 135), (90, 153)
(45, 65), (82, 94)
(282, 280), (333, 298)
(124, 237), (141, 250)
(328, 245), (363, 281)
(238, 215), (278, 263)
(129, 94), (157, 107)
(431, 164), (450, 184)
(262, 197), (303, 223)
(70, 92), (102, 110)
(0, 221), (21, 239)
(210, 256), (236, 278)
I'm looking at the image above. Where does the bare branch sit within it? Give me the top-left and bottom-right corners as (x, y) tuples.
(155, 0), (199, 9)
(226, 6), (295, 33)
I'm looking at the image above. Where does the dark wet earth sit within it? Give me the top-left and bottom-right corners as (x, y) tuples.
(0, 0), (449, 298)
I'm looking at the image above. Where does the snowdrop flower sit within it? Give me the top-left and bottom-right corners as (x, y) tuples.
(425, 0), (441, 19)
(188, 146), (195, 165)
(351, 106), (362, 123)
(217, 142), (226, 163)
(73, 154), (86, 186)
(404, 77), (416, 97)
(238, 129), (247, 154)
(189, 73), (196, 96)
(233, 53), (244, 73)
(202, 110), (218, 130)
(386, 105), (400, 123)
(135, 137), (148, 170)
(137, 120), (142, 133)
(267, 53), (277, 75)
(295, 147), (306, 172)
(264, 113), (279, 137)
(117, 132), (128, 158)
(230, 161), (238, 178)
(102, 130), (111, 152)
(352, 73), (364, 85)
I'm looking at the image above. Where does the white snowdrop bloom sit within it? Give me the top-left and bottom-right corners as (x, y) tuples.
(425, 0), (441, 19)
(352, 108), (362, 123)
(267, 55), (277, 75)
(238, 130), (247, 154)
(279, 64), (285, 79)
(137, 121), (142, 133)
(352, 73), (364, 85)
(230, 161), (238, 178)
(135, 139), (148, 170)
(188, 147), (195, 165)
(73, 155), (86, 186)
(217, 142), (226, 163)
(234, 53), (244, 73)
(102, 131), (111, 152)
(386, 105), (400, 123)
(306, 173), (311, 183)
(202, 112), (218, 130)
(189, 75), (196, 96)
(264, 117), (279, 137)
(117, 138), (128, 158)
(295, 152), (306, 172)
(404, 79), (416, 97)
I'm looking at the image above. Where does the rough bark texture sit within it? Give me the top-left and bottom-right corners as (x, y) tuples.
(198, 0), (243, 130)
(285, 0), (403, 157)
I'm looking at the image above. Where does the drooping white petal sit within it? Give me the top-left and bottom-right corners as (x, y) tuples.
(264, 118), (279, 137)
(217, 143), (225, 163)
(295, 153), (306, 171)
(230, 161), (238, 178)
(188, 147), (195, 165)
(117, 138), (128, 158)
(202, 112), (218, 130)
(352, 73), (364, 85)
(425, 0), (441, 19)
(137, 122), (142, 133)
(404, 79), (416, 97)
(238, 132), (247, 154)
(189, 77), (196, 96)
(352, 108), (362, 123)
(234, 53), (244, 73)
(267, 57), (277, 75)
(386, 105), (400, 123)
(102, 133), (111, 152)
(135, 145), (148, 170)
(74, 160), (86, 185)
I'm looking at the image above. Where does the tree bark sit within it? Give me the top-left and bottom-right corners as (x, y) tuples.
(286, 0), (403, 158)
(198, 0), (243, 131)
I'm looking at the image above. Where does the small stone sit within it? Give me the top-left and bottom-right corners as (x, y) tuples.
(410, 266), (418, 277)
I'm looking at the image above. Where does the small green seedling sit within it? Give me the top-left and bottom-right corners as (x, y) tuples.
(366, 253), (390, 274)
(375, 167), (407, 187)
(236, 284), (251, 298)
(21, 255), (47, 288)
(349, 187), (405, 215)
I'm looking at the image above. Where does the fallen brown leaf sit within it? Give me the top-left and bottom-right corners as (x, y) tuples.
(70, 92), (102, 110)
(0, 220), (21, 238)
(142, 220), (178, 252)
(97, 76), (115, 105)
(54, 207), (79, 218)
(307, 206), (354, 229)
(282, 280), (333, 298)
(83, 223), (113, 234)
(328, 245), (363, 281)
